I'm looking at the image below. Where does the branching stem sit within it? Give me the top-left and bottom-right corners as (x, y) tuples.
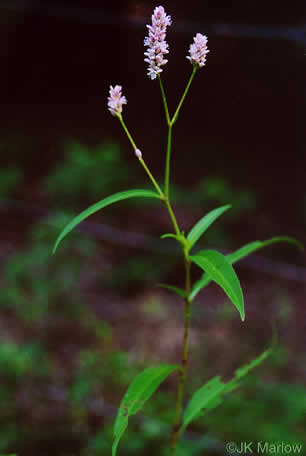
(118, 68), (199, 456)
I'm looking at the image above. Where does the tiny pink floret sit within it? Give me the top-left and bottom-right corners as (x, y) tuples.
(186, 33), (209, 68)
(135, 148), (142, 159)
(107, 85), (127, 116)
(144, 6), (172, 80)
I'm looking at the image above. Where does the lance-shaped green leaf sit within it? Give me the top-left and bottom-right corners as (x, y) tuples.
(227, 236), (303, 263)
(161, 232), (187, 249)
(180, 346), (272, 434)
(181, 376), (226, 433)
(190, 250), (245, 321)
(160, 233), (180, 241)
(156, 283), (186, 299)
(53, 189), (161, 254)
(186, 204), (231, 251)
(112, 364), (177, 456)
(112, 420), (128, 456)
(223, 345), (272, 394)
(190, 236), (303, 301)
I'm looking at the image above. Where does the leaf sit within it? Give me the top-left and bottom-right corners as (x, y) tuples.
(161, 232), (186, 248)
(181, 376), (226, 433)
(232, 347), (272, 381)
(160, 233), (180, 241)
(190, 250), (244, 321)
(190, 236), (303, 301)
(157, 283), (186, 298)
(112, 364), (177, 456)
(180, 346), (272, 434)
(53, 189), (160, 253)
(112, 421), (128, 456)
(224, 345), (272, 394)
(227, 236), (303, 264)
(186, 204), (231, 251)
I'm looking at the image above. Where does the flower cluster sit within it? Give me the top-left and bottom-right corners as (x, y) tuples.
(144, 5), (172, 80)
(186, 33), (209, 68)
(107, 85), (127, 116)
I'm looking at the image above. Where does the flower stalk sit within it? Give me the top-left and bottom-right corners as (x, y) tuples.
(164, 125), (172, 199)
(171, 67), (197, 126)
(117, 113), (165, 199)
(158, 74), (171, 125)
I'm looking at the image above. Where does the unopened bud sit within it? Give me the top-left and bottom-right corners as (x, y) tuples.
(135, 148), (142, 159)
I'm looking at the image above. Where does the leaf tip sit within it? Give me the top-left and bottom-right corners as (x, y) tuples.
(240, 307), (245, 322)
(287, 237), (304, 251)
(298, 241), (304, 251)
(160, 233), (169, 239)
(52, 238), (60, 255)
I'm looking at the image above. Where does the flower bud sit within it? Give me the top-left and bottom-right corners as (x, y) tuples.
(135, 148), (142, 159)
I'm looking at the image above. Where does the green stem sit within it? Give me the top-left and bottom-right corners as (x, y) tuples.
(118, 114), (165, 199)
(118, 114), (137, 150)
(158, 74), (171, 126)
(164, 126), (172, 199)
(139, 158), (165, 199)
(171, 67), (197, 126)
(164, 69), (197, 198)
(170, 256), (192, 456)
(158, 74), (172, 199)
(164, 196), (180, 237)
(118, 77), (195, 456)
(162, 198), (192, 456)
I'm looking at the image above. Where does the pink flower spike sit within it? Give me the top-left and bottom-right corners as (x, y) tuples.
(107, 85), (127, 117)
(144, 6), (172, 80)
(186, 33), (209, 68)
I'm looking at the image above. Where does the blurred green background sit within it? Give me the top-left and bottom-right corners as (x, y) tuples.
(0, 1), (305, 455)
